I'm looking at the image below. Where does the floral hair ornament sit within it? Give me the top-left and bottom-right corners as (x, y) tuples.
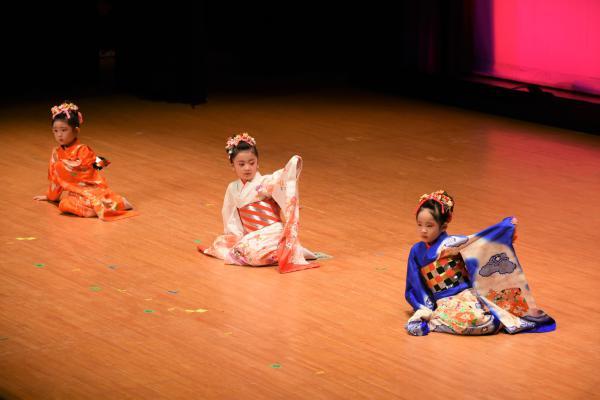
(415, 190), (454, 221)
(225, 132), (256, 157)
(51, 102), (84, 125)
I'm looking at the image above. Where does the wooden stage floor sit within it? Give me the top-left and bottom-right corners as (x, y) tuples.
(0, 88), (598, 399)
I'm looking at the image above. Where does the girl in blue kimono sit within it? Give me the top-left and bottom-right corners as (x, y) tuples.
(405, 190), (556, 336)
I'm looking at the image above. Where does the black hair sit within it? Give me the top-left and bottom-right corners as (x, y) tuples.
(228, 140), (259, 163)
(51, 101), (81, 129)
(416, 191), (454, 227)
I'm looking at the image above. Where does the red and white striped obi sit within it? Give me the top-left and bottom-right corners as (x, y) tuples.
(238, 198), (282, 233)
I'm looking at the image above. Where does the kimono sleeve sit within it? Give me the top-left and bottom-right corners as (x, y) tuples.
(46, 150), (63, 201)
(222, 182), (244, 237)
(46, 149), (63, 201)
(404, 245), (435, 336)
(256, 155), (302, 202)
(405, 245), (434, 311)
(71, 145), (97, 168)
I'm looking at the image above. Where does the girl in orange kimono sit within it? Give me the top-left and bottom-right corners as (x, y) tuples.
(33, 102), (137, 221)
(198, 133), (320, 273)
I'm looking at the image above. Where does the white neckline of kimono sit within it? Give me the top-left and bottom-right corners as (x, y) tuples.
(237, 172), (263, 193)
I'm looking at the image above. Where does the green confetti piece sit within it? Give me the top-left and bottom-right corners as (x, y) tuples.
(270, 363), (282, 369)
(144, 309), (155, 313)
(70, 172), (77, 176)
(193, 239), (202, 244)
(34, 263), (45, 268)
(90, 285), (102, 292)
(314, 252), (333, 260)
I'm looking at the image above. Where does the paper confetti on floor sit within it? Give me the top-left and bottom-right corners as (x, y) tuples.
(426, 156), (446, 162)
(34, 263), (45, 268)
(89, 285), (103, 292)
(270, 363), (282, 369)
(184, 308), (208, 313)
(314, 252), (333, 260)
(16, 237), (36, 241)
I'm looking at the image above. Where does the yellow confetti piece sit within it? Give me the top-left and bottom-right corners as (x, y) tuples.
(16, 237), (36, 241)
(184, 308), (208, 313)
(144, 298), (153, 301)
(223, 332), (233, 336)
(115, 288), (127, 293)
(167, 307), (177, 312)
(315, 370), (326, 375)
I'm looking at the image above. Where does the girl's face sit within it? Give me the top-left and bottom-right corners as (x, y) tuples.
(416, 208), (446, 244)
(52, 119), (78, 146)
(231, 150), (258, 182)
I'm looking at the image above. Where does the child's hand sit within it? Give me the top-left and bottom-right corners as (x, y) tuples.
(511, 217), (519, 225)
(33, 195), (48, 201)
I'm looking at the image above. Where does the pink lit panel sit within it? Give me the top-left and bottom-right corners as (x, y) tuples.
(492, 0), (600, 95)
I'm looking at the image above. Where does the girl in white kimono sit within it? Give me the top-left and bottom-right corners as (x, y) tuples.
(198, 133), (320, 273)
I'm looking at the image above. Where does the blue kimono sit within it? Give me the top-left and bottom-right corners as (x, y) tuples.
(405, 218), (556, 336)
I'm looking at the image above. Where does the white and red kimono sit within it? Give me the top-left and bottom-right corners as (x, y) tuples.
(199, 155), (319, 273)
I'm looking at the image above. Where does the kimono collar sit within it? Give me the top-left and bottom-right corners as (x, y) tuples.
(425, 231), (448, 249)
(239, 171), (262, 190)
(60, 138), (80, 150)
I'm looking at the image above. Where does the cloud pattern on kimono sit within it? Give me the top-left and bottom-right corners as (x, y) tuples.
(479, 252), (517, 277)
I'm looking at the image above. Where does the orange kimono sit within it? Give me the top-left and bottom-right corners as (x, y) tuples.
(46, 139), (136, 221)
